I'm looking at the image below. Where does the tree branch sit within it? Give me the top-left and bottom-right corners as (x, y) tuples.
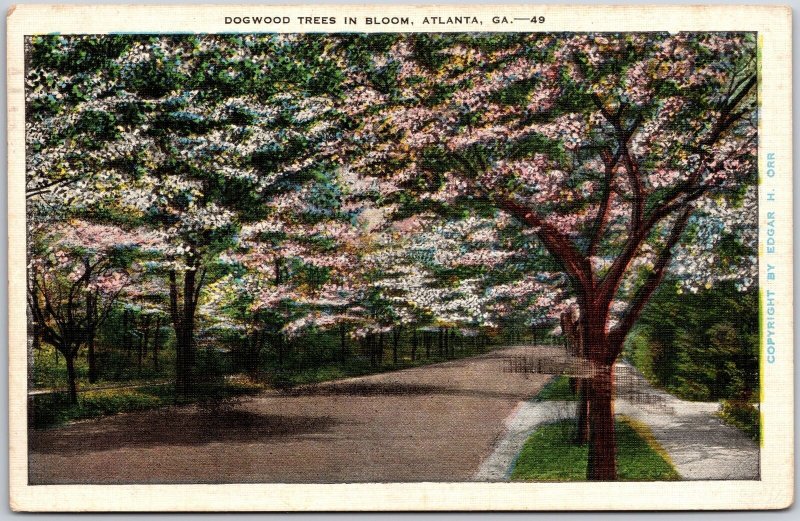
(497, 197), (591, 289)
(587, 150), (617, 258)
(608, 206), (693, 352)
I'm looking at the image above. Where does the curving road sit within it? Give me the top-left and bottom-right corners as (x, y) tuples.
(29, 345), (556, 484)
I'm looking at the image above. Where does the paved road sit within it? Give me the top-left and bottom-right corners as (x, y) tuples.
(29, 346), (556, 484)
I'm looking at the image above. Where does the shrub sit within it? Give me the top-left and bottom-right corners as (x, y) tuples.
(719, 399), (760, 441)
(624, 281), (758, 402)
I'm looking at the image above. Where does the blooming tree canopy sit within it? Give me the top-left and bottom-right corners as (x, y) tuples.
(25, 32), (758, 478)
(331, 32), (758, 479)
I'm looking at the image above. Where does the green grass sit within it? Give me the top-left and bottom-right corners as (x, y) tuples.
(31, 387), (169, 428)
(535, 375), (578, 401)
(31, 379), (265, 429)
(510, 417), (680, 481)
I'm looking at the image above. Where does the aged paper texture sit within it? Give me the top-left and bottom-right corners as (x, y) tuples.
(8, 3), (793, 511)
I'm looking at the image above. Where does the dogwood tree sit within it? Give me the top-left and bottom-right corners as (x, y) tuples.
(26, 34), (349, 398)
(27, 220), (163, 401)
(335, 32), (758, 479)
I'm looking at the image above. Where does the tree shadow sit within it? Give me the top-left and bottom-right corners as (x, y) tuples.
(29, 408), (338, 455)
(285, 381), (528, 401)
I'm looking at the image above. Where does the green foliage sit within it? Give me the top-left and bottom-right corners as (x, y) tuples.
(624, 281), (758, 401)
(718, 399), (760, 441)
(511, 418), (679, 481)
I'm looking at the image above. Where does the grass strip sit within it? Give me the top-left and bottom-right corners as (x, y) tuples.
(510, 416), (680, 481)
(535, 375), (578, 401)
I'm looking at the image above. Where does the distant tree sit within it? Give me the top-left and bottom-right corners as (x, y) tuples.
(27, 221), (159, 401)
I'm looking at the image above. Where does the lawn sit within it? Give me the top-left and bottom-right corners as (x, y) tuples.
(535, 375), (578, 401)
(510, 416), (680, 481)
(30, 379), (265, 429)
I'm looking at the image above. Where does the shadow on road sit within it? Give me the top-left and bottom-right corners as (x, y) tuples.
(284, 381), (532, 401)
(30, 408), (338, 455)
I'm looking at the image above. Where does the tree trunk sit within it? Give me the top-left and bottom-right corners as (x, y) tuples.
(33, 322), (41, 351)
(152, 316), (162, 371)
(141, 315), (151, 358)
(249, 330), (260, 373)
(378, 332), (384, 366)
(171, 267), (199, 402)
(586, 364), (616, 480)
(138, 315), (151, 376)
(87, 333), (97, 384)
(65, 352), (78, 405)
(575, 383), (590, 445)
(562, 306), (590, 445)
(411, 329), (418, 361)
(340, 324), (347, 364)
(122, 309), (131, 358)
(392, 327), (400, 365)
(368, 334), (376, 368)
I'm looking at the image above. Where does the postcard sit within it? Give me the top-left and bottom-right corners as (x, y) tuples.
(7, 3), (793, 511)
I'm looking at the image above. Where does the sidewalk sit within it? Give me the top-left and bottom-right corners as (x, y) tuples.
(475, 362), (760, 481)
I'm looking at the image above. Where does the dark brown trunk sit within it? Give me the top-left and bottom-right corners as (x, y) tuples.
(137, 316), (144, 373)
(171, 266), (199, 401)
(339, 324), (347, 364)
(576, 294), (619, 480)
(411, 329), (418, 361)
(141, 315), (151, 358)
(33, 322), (41, 351)
(87, 333), (97, 384)
(65, 352), (78, 405)
(86, 293), (98, 383)
(586, 364), (616, 480)
(392, 328), (400, 365)
(249, 330), (260, 373)
(575, 382), (590, 445)
(152, 316), (161, 371)
(378, 332), (384, 366)
(122, 309), (131, 358)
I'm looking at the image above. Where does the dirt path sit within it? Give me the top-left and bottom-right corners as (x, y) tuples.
(29, 345), (557, 484)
